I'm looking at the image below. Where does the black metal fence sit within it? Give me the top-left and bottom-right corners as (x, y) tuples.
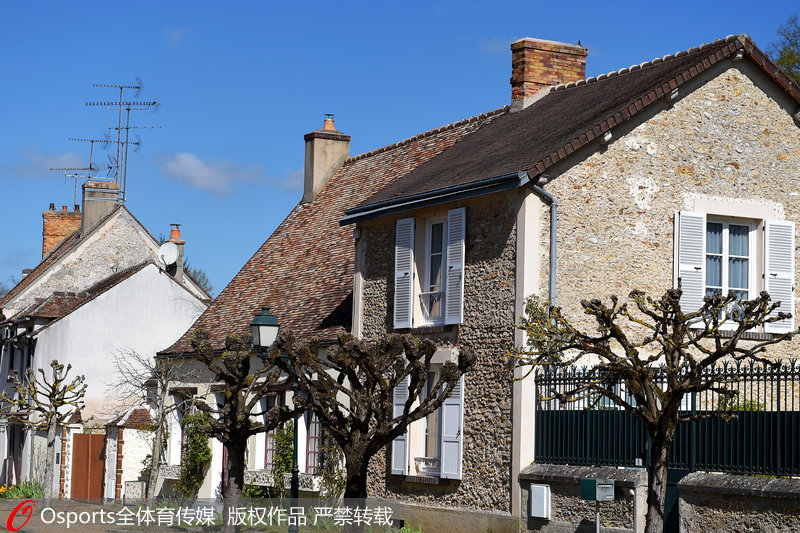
(534, 361), (800, 476)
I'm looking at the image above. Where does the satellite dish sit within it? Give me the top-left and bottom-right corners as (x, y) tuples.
(158, 242), (178, 266)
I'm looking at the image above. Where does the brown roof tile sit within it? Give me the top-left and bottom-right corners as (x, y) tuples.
(161, 108), (507, 354)
(351, 35), (800, 214)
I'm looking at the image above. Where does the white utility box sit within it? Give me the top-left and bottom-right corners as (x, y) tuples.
(529, 483), (551, 519)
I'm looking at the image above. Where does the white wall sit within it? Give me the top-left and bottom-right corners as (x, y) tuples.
(32, 264), (207, 420)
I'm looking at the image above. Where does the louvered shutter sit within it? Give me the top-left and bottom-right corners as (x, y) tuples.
(390, 376), (410, 475)
(394, 218), (415, 329)
(676, 211), (706, 314)
(444, 208), (466, 325)
(440, 375), (464, 479)
(764, 220), (795, 333)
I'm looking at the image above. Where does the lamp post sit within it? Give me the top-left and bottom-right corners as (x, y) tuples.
(250, 307), (300, 533)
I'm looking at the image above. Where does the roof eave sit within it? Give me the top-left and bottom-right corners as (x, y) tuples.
(339, 171), (530, 226)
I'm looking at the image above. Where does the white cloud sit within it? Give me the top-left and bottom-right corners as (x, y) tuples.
(3, 147), (83, 178)
(164, 27), (189, 45)
(479, 36), (513, 56)
(157, 152), (264, 195)
(271, 169), (303, 191)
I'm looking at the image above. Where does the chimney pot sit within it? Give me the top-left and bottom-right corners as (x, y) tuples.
(49, 203), (55, 211)
(62, 205), (68, 212)
(167, 224), (186, 283)
(510, 37), (587, 112)
(74, 204), (80, 213)
(323, 114), (336, 131)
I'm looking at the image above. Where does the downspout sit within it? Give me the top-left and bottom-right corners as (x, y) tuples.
(528, 180), (557, 306)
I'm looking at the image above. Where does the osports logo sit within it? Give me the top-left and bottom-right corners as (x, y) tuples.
(6, 499), (35, 532)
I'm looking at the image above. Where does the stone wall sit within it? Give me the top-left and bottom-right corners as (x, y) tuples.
(678, 472), (800, 532)
(540, 63), (800, 360)
(361, 192), (519, 515)
(8, 209), (157, 315)
(519, 464), (645, 533)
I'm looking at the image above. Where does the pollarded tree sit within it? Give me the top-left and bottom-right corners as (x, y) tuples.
(269, 330), (476, 500)
(189, 329), (303, 524)
(510, 289), (797, 533)
(0, 360), (86, 503)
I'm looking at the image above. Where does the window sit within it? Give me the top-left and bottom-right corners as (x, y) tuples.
(394, 207), (466, 329)
(391, 374), (464, 480)
(263, 392), (285, 471)
(421, 220), (446, 322)
(675, 210), (795, 333)
(305, 412), (321, 475)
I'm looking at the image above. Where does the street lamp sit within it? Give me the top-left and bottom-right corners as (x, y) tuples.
(250, 307), (300, 533)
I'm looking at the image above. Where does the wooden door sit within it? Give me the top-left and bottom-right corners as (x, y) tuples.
(71, 433), (105, 500)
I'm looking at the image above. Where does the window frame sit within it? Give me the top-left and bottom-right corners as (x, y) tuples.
(704, 216), (757, 307)
(305, 411), (322, 475)
(263, 391), (285, 472)
(421, 218), (447, 326)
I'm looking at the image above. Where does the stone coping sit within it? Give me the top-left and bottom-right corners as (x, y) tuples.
(678, 472), (800, 499)
(519, 463), (647, 489)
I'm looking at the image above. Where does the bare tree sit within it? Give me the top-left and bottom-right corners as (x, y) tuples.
(511, 289), (797, 533)
(771, 11), (800, 81)
(190, 329), (302, 530)
(270, 330), (476, 501)
(0, 360), (86, 503)
(104, 348), (195, 501)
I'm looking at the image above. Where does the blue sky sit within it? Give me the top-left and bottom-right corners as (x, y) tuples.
(0, 1), (794, 295)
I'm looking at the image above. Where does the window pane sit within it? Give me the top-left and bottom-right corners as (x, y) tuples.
(429, 255), (442, 290)
(706, 222), (722, 254)
(729, 225), (749, 256)
(729, 258), (748, 290)
(706, 255), (721, 287)
(731, 289), (748, 301)
(430, 223), (443, 254)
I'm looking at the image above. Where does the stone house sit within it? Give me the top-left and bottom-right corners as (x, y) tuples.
(0, 179), (210, 500)
(339, 34), (800, 531)
(158, 112), (504, 498)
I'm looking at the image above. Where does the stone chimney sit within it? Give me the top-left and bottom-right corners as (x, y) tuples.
(42, 203), (81, 258)
(82, 180), (120, 234)
(302, 114), (350, 203)
(167, 224), (185, 283)
(510, 37), (587, 112)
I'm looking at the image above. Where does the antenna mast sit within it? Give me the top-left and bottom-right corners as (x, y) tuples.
(86, 78), (159, 202)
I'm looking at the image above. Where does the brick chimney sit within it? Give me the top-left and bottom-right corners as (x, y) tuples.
(302, 114), (350, 203)
(42, 203), (81, 258)
(81, 180), (119, 234)
(510, 38), (587, 112)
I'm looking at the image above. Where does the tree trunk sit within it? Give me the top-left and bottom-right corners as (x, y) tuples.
(43, 418), (57, 504)
(223, 439), (246, 533)
(342, 456), (370, 533)
(146, 388), (167, 503)
(645, 428), (672, 533)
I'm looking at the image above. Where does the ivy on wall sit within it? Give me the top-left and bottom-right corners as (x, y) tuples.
(175, 412), (212, 499)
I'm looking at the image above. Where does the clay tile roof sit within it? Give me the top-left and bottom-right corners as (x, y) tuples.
(351, 35), (800, 214)
(160, 108), (507, 355)
(122, 408), (152, 429)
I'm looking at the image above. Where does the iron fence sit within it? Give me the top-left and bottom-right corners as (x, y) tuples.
(534, 360), (800, 476)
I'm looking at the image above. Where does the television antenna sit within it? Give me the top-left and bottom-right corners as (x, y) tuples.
(86, 78), (160, 201)
(48, 164), (113, 206)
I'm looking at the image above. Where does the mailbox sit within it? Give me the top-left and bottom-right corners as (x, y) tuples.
(580, 478), (615, 501)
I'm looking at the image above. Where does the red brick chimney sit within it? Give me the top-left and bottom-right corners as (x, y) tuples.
(42, 203), (81, 258)
(510, 37), (587, 112)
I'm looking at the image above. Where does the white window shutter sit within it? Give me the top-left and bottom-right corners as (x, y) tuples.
(394, 218), (415, 329)
(676, 211), (706, 314)
(765, 220), (795, 333)
(445, 208), (466, 325)
(439, 375), (464, 479)
(390, 376), (410, 475)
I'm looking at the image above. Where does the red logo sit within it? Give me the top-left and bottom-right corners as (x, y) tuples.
(6, 499), (34, 532)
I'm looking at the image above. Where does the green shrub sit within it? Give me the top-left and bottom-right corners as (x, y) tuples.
(175, 411), (212, 499)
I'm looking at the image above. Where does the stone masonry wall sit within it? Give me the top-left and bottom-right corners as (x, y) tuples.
(9, 210), (156, 315)
(541, 65), (800, 360)
(362, 192), (519, 514)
